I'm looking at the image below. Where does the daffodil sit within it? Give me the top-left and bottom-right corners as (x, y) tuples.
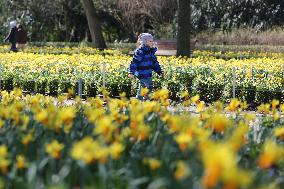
(191, 95), (200, 104)
(257, 103), (270, 114)
(201, 142), (251, 189)
(258, 140), (284, 169)
(143, 158), (161, 170)
(71, 137), (100, 164)
(271, 99), (279, 110)
(0, 145), (9, 174)
(46, 140), (64, 159)
(0, 120), (4, 129)
(0, 146), (8, 157)
(174, 161), (190, 180)
(109, 142), (124, 159)
(35, 109), (49, 126)
(274, 127), (284, 140)
(16, 155), (26, 170)
(93, 116), (117, 141)
(22, 133), (34, 146)
(175, 133), (192, 151)
(204, 113), (231, 133)
(140, 87), (149, 97)
(225, 98), (240, 112)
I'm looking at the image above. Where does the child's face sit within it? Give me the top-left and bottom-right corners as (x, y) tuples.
(146, 40), (154, 48)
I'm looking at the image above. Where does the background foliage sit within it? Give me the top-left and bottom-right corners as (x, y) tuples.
(0, 0), (283, 42)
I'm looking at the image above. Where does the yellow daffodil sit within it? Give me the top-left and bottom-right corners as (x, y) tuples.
(16, 155), (26, 170)
(22, 133), (34, 146)
(258, 140), (284, 169)
(225, 98), (240, 112)
(0, 145), (9, 174)
(46, 140), (64, 159)
(109, 142), (124, 159)
(140, 87), (149, 97)
(174, 161), (190, 180)
(71, 137), (100, 164)
(204, 114), (231, 133)
(274, 127), (284, 140)
(257, 103), (270, 114)
(143, 158), (161, 170)
(271, 99), (279, 110)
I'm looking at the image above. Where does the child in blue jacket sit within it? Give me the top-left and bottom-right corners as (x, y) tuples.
(128, 33), (163, 100)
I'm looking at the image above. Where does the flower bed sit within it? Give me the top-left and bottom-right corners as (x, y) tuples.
(0, 89), (283, 188)
(0, 48), (283, 104)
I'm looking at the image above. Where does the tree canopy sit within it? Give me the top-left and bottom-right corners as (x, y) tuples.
(0, 0), (283, 42)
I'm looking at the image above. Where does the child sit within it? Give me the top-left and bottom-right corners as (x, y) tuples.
(4, 21), (18, 52)
(128, 33), (163, 100)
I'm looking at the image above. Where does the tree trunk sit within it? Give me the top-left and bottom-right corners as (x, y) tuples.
(81, 0), (107, 49)
(176, 0), (191, 57)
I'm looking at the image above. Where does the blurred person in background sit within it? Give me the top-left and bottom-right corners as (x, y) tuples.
(16, 24), (28, 52)
(4, 21), (18, 52)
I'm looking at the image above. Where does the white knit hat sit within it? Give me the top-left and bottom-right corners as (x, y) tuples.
(137, 33), (154, 45)
(10, 21), (17, 28)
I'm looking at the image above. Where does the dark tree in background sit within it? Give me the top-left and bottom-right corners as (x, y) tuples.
(176, 0), (191, 57)
(81, 0), (107, 49)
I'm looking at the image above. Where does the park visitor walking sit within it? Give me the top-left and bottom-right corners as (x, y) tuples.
(4, 21), (18, 52)
(128, 33), (163, 100)
(16, 24), (28, 52)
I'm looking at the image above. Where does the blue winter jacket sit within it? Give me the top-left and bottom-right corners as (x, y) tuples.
(129, 45), (162, 79)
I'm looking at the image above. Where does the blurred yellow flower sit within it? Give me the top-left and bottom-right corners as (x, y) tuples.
(152, 89), (169, 101)
(174, 161), (190, 180)
(71, 137), (100, 164)
(175, 133), (192, 151)
(109, 142), (124, 159)
(274, 127), (284, 140)
(258, 140), (283, 169)
(204, 114), (231, 133)
(180, 90), (189, 99)
(280, 104), (284, 114)
(0, 145), (9, 174)
(93, 116), (116, 141)
(143, 158), (161, 170)
(271, 99), (279, 110)
(225, 98), (240, 112)
(16, 155), (26, 170)
(0, 120), (4, 129)
(0, 146), (8, 157)
(57, 107), (76, 126)
(140, 87), (149, 97)
(46, 140), (64, 159)
(22, 133), (34, 147)
(191, 95), (200, 104)
(35, 109), (49, 126)
(273, 112), (280, 121)
(243, 113), (256, 122)
(201, 141), (252, 189)
(0, 158), (10, 174)
(228, 121), (249, 151)
(257, 103), (270, 114)
(197, 101), (206, 112)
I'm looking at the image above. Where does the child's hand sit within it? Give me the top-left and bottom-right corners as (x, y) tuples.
(128, 73), (134, 78)
(158, 72), (164, 77)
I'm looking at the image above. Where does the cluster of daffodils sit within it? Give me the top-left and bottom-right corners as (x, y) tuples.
(0, 89), (283, 188)
(0, 48), (283, 105)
